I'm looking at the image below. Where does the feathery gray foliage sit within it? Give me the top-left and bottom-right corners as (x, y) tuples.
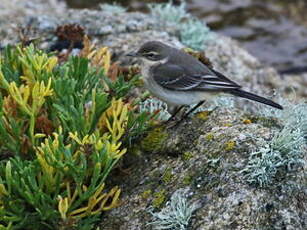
(242, 100), (307, 187)
(242, 144), (284, 187)
(149, 1), (188, 24)
(149, 0), (215, 50)
(180, 19), (215, 50)
(99, 3), (126, 13)
(148, 189), (198, 230)
(139, 98), (171, 121)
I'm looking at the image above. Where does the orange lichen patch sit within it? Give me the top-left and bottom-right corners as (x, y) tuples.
(3, 95), (18, 117)
(36, 114), (54, 136)
(108, 62), (121, 81)
(183, 48), (214, 69)
(118, 65), (141, 80)
(55, 24), (85, 43)
(243, 119), (252, 124)
(21, 135), (31, 155)
(107, 62), (141, 82)
(79, 35), (94, 57)
(57, 52), (70, 63)
(54, 24), (86, 62)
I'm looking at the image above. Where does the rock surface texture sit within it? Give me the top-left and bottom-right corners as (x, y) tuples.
(0, 1), (306, 230)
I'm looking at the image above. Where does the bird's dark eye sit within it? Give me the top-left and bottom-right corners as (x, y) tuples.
(145, 52), (157, 58)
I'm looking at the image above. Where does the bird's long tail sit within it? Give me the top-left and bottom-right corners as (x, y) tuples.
(230, 89), (283, 110)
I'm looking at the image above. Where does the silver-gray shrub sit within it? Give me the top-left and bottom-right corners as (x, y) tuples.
(242, 100), (307, 187)
(148, 189), (199, 230)
(139, 98), (171, 121)
(149, 0), (216, 50)
(99, 3), (126, 13)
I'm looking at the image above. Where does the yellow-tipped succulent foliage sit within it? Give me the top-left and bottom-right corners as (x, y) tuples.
(60, 183), (121, 219)
(18, 45), (58, 85)
(80, 36), (111, 73)
(0, 43), (150, 229)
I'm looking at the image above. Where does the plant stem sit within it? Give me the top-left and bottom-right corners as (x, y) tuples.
(30, 114), (35, 145)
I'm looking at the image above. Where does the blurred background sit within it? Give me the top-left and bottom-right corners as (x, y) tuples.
(62, 0), (307, 73)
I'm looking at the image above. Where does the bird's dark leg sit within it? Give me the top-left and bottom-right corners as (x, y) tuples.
(171, 101), (205, 127)
(181, 101), (205, 119)
(166, 105), (185, 122)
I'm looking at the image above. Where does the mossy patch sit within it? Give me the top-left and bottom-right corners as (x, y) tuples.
(182, 151), (194, 161)
(246, 115), (281, 128)
(140, 127), (168, 153)
(141, 189), (152, 200)
(152, 189), (166, 208)
(205, 133), (214, 141)
(182, 175), (193, 185)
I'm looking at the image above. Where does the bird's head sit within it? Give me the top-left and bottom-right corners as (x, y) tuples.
(127, 41), (171, 63)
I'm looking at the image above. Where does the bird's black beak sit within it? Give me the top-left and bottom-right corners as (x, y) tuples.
(126, 51), (139, 57)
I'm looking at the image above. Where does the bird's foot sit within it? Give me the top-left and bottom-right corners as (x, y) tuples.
(165, 115), (189, 129)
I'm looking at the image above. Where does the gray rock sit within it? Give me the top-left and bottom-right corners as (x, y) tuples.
(102, 108), (306, 230)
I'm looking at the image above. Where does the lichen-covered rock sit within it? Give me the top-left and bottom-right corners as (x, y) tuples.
(102, 108), (306, 230)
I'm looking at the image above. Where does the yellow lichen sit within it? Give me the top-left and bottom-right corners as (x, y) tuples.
(152, 189), (166, 208)
(225, 140), (236, 151)
(195, 111), (210, 121)
(223, 123), (233, 127)
(243, 119), (252, 124)
(141, 189), (152, 200)
(162, 168), (174, 184)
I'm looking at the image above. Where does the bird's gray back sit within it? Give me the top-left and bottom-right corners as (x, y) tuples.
(168, 47), (214, 76)
(152, 45), (241, 91)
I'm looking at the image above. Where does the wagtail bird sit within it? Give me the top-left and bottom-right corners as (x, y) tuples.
(127, 41), (283, 118)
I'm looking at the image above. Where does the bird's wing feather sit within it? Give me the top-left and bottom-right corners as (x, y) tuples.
(152, 64), (241, 91)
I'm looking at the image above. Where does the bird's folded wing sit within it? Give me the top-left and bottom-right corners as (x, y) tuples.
(153, 64), (241, 91)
